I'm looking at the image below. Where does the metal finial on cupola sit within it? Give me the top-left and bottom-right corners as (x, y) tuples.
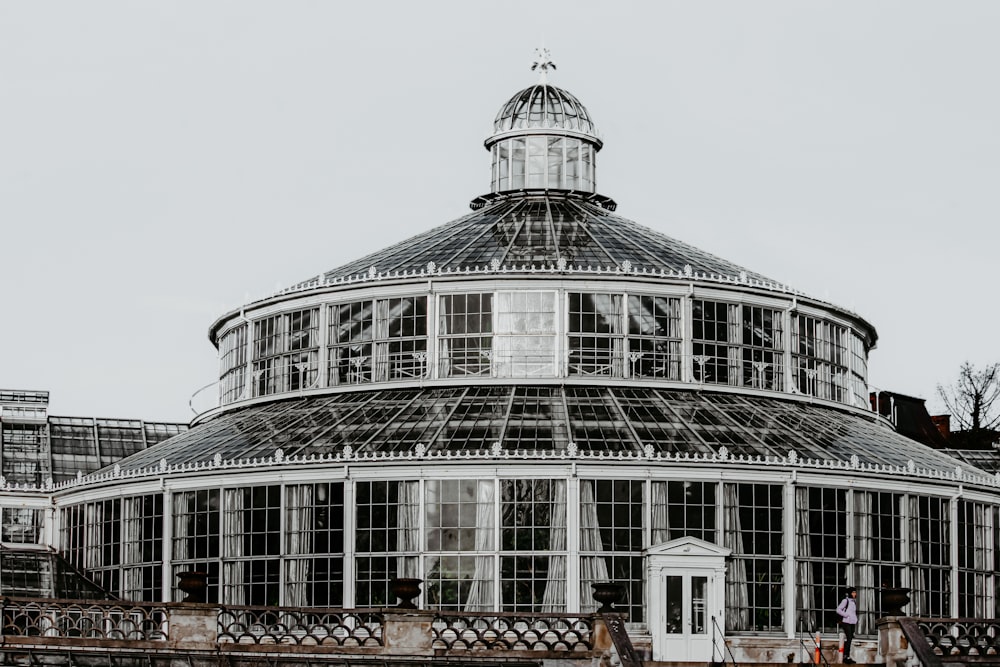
(531, 47), (556, 83)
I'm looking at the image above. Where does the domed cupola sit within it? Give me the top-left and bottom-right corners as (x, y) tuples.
(485, 49), (603, 195)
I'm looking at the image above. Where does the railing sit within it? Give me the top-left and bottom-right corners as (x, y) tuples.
(0, 598), (610, 662)
(431, 611), (593, 651)
(713, 615), (741, 667)
(899, 617), (1000, 666)
(1, 597), (168, 640)
(217, 605), (384, 646)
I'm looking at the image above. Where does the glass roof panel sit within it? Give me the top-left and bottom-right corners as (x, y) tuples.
(105, 386), (985, 480)
(301, 194), (774, 286)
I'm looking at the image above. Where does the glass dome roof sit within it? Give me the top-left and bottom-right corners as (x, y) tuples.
(309, 193), (775, 286)
(493, 84), (598, 137)
(107, 385), (982, 477)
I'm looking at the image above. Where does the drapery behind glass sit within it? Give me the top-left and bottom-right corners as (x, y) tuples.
(541, 479), (567, 612)
(651, 481), (669, 544)
(727, 304), (741, 386)
(723, 484), (750, 631)
(397, 481), (421, 578)
(972, 503), (987, 617)
(171, 492), (191, 562)
(223, 488), (245, 605)
(465, 481), (495, 611)
(794, 487), (815, 631)
(907, 496), (928, 616)
(285, 484), (314, 607)
(84, 503), (102, 571)
(854, 491), (874, 634)
(121, 497), (143, 600)
(579, 480), (609, 612)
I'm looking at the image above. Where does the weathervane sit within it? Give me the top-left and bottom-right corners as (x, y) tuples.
(531, 48), (556, 83)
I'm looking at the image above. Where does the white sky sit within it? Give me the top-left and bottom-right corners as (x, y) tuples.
(1, 1), (998, 423)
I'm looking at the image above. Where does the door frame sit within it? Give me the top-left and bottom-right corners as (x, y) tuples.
(646, 536), (731, 662)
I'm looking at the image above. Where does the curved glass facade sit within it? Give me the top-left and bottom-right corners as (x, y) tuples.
(220, 288), (871, 409)
(57, 474), (998, 631)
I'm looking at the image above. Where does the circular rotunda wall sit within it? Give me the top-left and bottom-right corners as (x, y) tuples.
(52, 63), (1000, 661)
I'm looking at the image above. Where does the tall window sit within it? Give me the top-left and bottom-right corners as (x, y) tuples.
(792, 315), (848, 401)
(796, 487), (847, 633)
(424, 479), (495, 611)
(221, 486), (281, 606)
(253, 308), (319, 396)
(692, 301), (738, 385)
(958, 500), (991, 617)
(725, 483), (784, 632)
(567, 293), (624, 377)
(328, 298), (427, 385)
(493, 292), (556, 378)
(500, 479), (565, 612)
(742, 305), (784, 390)
(851, 491), (903, 631)
(120, 494), (164, 602)
(693, 301), (783, 389)
(627, 295), (682, 380)
(583, 480), (644, 621)
(849, 333), (869, 406)
(438, 294), (493, 377)
(909, 495), (951, 617)
(286, 482), (345, 607)
(219, 323), (247, 404)
(355, 480), (419, 607)
(172, 489), (221, 603)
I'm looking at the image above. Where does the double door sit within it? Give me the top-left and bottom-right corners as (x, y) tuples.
(646, 537), (730, 663)
(659, 570), (714, 661)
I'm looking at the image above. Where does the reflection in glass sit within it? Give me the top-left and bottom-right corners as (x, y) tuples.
(666, 575), (683, 634)
(692, 576), (707, 634)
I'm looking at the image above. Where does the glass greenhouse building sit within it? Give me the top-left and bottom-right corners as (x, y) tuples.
(3, 60), (998, 663)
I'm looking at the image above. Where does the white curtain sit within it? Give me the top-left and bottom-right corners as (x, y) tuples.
(465, 481), (495, 611)
(84, 502), (102, 570)
(727, 304), (741, 386)
(651, 481), (670, 544)
(854, 491), (874, 634)
(541, 480), (567, 612)
(285, 484), (314, 608)
(908, 495), (927, 616)
(723, 484), (750, 631)
(171, 492), (190, 562)
(397, 481), (421, 578)
(795, 487), (815, 631)
(224, 488), (246, 605)
(973, 503), (987, 617)
(579, 480), (609, 612)
(121, 497), (143, 601)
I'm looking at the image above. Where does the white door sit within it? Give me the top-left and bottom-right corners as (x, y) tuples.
(659, 569), (714, 661)
(646, 537), (730, 663)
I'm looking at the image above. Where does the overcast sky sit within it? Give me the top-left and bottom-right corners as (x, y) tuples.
(2, 1), (998, 423)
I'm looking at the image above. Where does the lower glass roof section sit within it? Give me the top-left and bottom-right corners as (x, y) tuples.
(109, 386), (977, 476)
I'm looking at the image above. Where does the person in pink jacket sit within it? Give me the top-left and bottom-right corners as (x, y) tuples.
(836, 587), (859, 663)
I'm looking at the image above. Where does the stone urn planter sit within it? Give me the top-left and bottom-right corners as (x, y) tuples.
(389, 577), (422, 609)
(176, 570), (208, 603)
(880, 587), (911, 616)
(591, 581), (626, 612)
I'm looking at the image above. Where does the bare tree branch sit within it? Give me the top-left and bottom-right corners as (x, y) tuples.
(936, 361), (1000, 435)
